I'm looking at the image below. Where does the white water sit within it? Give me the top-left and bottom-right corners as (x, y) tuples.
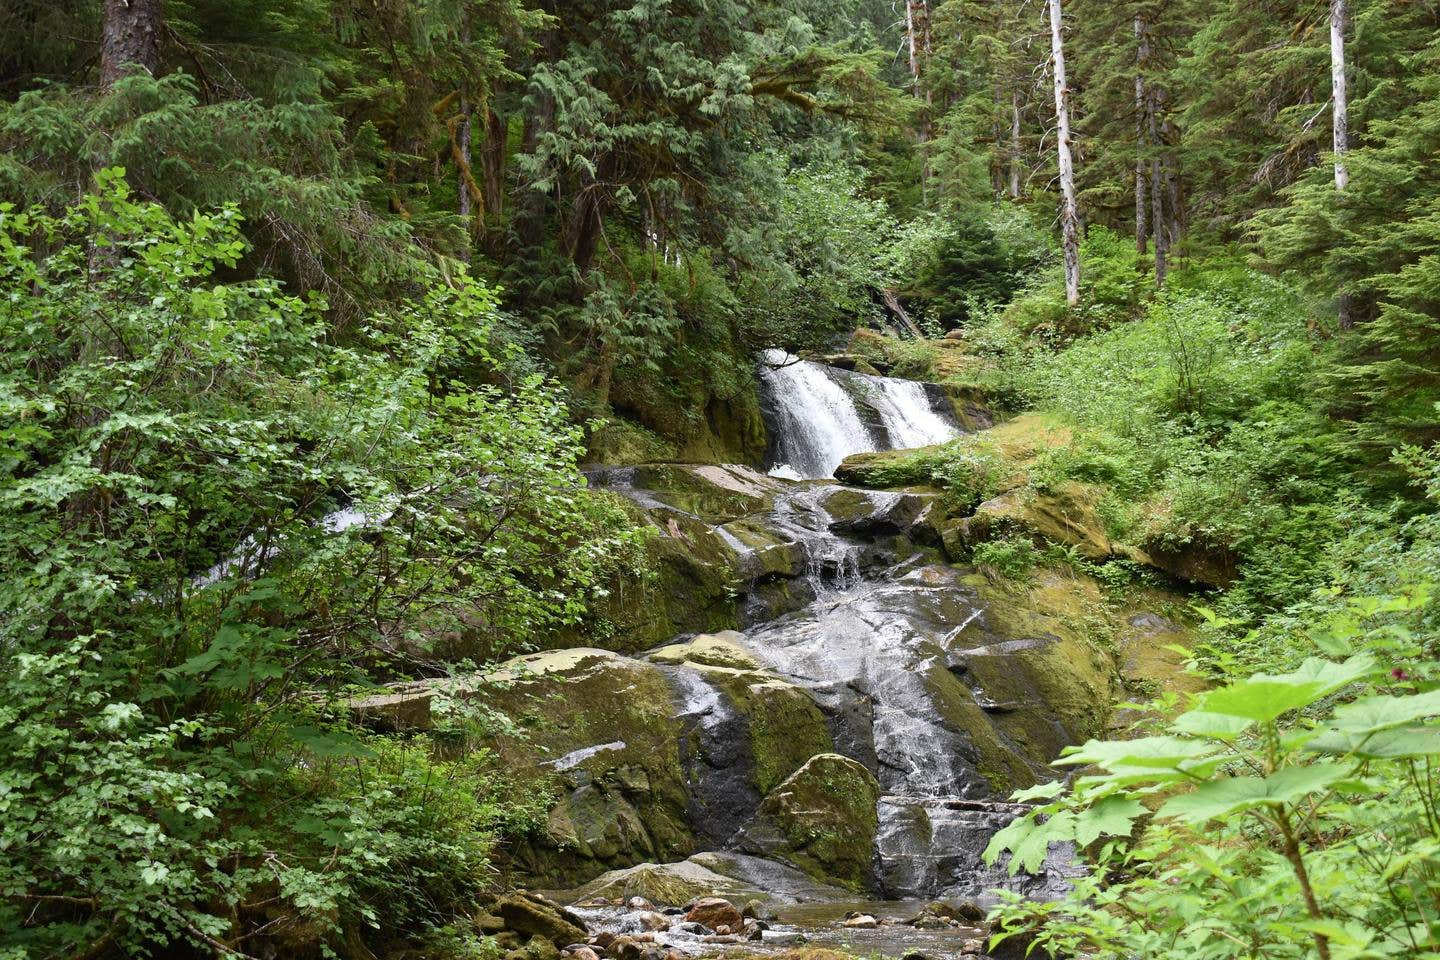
(758, 349), (959, 479)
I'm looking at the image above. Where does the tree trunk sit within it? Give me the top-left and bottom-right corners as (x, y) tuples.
(100, 0), (162, 91)
(1133, 18), (1147, 256)
(1010, 90), (1023, 199)
(1330, 0), (1349, 191)
(481, 108), (506, 217)
(906, 1), (934, 202)
(457, 98), (473, 219)
(1331, 0), (1353, 329)
(1048, 0), (1080, 307)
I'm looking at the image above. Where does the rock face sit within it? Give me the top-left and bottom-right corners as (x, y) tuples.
(738, 754), (881, 891)
(486, 649), (696, 886)
(354, 419), (1191, 906)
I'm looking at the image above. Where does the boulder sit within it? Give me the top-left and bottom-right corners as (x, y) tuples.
(567, 860), (750, 907)
(737, 754), (881, 891)
(684, 897), (744, 930)
(484, 650), (697, 886)
(494, 892), (588, 946)
(647, 632), (760, 671)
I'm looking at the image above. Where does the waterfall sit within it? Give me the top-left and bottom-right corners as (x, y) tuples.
(758, 349), (959, 479)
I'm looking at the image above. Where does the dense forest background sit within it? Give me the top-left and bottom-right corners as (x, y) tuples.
(3, 0), (1440, 958)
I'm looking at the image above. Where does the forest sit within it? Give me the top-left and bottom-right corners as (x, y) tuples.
(2, 0), (1439, 958)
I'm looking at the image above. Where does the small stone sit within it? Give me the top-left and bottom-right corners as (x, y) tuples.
(901, 951), (928, 960)
(955, 901), (987, 923)
(840, 914), (878, 929)
(676, 922), (710, 936)
(626, 897), (655, 913)
(961, 939), (984, 955)
(760, 930), (806, 946)
(701, 935), (741, 944)
(635, 912), (671, 932)
(605, 936), (642, 960)
(590, 932), (616, 950)
(684, 897), (743, 930)
(713, 924), (732, 936)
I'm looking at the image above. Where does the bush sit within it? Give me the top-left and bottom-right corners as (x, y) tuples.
(972, 536), (1042, 581)
(0, 174), (641, 957)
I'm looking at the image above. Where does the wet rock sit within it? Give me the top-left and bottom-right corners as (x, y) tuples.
(604, 935), (644, 960)
(565, 947), (600, 960)
(737, 754), (881, 891)
(476, 911), (507, 934)
(954, 901), (987, 923)
(901, 951), (929, 960)
(684, 897), (743, 930)
(624, 896), (655, 912)
(495, 891), (588, 946)
(675, 922), (711, 935)
(482, 650), (696, 886)
(648, 632), (760, 671)
(840, 914), (878, 929)
(590, 932), (616, 951)
(633, 911), (671, 932)
(961, 939), (985, 955)
(760, 930), (807, 946)
(570, 860), (746, 907)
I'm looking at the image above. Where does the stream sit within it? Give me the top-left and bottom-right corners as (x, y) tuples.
(566, 353), (1080, 955)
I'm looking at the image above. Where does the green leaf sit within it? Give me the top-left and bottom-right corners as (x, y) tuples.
(1072, 795), (1145, 847)
(1197, 655), (1374, 723)
(1329, 690), (1440, 733)
(1010, 780), (1065, 802)
(1158, 763), (1347, 824)
(1057, 735), (1221, 770)
(1306, 726), (1440, 759)
(1171, 709), (1255, 741)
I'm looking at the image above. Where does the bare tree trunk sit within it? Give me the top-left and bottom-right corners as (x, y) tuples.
(481, 108), (506, 216)
(100, 0), (162, 91)
(1133, 18), (1147, 256)
(1330, 0), (1353, 329)
(1048, 0), (1080, 306)
(1330, 0), (1349, 191)
(457, 101), (473, 222)
(906, 1), (934, 203)
(1009, 91), (1023, 198)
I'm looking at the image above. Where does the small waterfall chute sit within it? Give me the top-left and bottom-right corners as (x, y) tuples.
(758, 349), (960, 479)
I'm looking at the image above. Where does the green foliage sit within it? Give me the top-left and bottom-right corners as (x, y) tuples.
(739, 160), (904, 351)
(985, 588), (1440, 960)
(972, 536), (1042, 581)
(0, 177), (640, 957)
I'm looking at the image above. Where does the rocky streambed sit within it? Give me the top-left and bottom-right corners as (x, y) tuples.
(352, 358), (1199, 960)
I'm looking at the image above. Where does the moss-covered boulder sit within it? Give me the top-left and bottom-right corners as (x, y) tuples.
(956, 481), (1114, 561)
(737, 754), (881, 891)
(649, 632), (760, 671)
(947, 568), (1121, 782)
(690, 665), (834, 797)
(485, 649), (697, 886)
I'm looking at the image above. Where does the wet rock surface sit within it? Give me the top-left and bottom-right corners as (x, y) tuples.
(356, 362), (1197, 957)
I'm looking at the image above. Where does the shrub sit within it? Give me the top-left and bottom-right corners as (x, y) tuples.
(973, 536), (1042, 581)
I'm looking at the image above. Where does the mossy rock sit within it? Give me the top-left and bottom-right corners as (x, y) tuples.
(737, 754), (881, 891)
(649, 632), (761, 671)
(565, 859), (753, 906)
(957, 481), (1114, 561)
(691, 665), (834, 796)
(485, 649), (697, 885)
(946, 569), (1121, 780)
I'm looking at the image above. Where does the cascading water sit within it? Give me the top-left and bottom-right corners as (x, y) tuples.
(580, 361), (1078, 920)
(758, 349), (960, 479)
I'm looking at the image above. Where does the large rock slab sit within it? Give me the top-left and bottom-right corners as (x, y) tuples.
(485, 649), (697, 885)
(737, 754), (881, 891)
